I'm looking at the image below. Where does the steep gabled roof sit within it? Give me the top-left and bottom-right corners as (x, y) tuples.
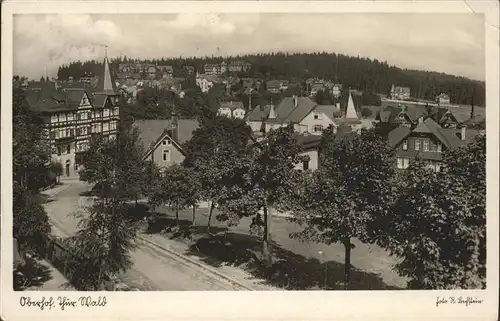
(314, 105), (343, 121)
(95, 56), (118, 95)
(284, 98), (317, 123)
(413, 118), (462, 148)
(388, 126), (412, 148)
(274, 97), (315, 122)
(134, 119), (199, 159)
(246, 105), (272, 121)
(220, 100), (245, 111)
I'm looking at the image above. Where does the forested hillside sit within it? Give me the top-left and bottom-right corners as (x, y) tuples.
(57, 51), (485, 106)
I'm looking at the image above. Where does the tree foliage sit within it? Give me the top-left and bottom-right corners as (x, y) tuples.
(218, 125), (307, 265)
(291, 128), (395, 288)
(376, 135), (486, 289)
(71, 127), (147, 289)
(182, 116), (253, 230)
(56, 53), (485, 106)
(148, 164), (200, 225)
(13, 88), (51, 191)
(13, 183), (51, 255)
(66, 199), (137, 290)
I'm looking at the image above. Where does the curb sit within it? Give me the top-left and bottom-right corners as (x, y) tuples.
(137, 235), (254, 291)
(43, 184), (72, 198)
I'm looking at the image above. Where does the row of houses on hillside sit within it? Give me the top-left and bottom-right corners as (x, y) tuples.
(24, 56), (121, 177)
(204, 61), (252, 76)
(372, 102), (483, 129)
(390, 84), (455, 105)
(116, 63), (179, 80)
(306, 78), (342, 98)
(133, 101), (483, 182)
(245, 92), (372, 136)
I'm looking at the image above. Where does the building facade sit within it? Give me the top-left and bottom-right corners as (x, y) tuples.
(26, 56), (121, 177)
(388, 117), (479, 172)
(134, 118), (199, 170)
(390, 85), (411, 100)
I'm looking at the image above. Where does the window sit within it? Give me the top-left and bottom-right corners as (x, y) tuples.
(163, 150), (170, 162)
(437, 143), (442, 153)
(415, 140), (421, 151)
(66, 145), (70, 154)
(314, 114), (319, 120)
(313, 125), (324, 132)
(402, 140), (408, 151)
(51, 115), (58, 123)
(423, 140), (429, 151)
(397, 158), (410, 169)
(303, 160), (309, 171)
(162, 139), (171, 145)
(57, 146), (62, 156)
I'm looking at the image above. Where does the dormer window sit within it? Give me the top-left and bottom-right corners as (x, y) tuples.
(402, 140), (408, 151)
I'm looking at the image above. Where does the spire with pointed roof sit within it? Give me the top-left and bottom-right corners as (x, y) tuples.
(96, 54), (118, 96)
(268, 104), (277, 119)
(345, 91), (358, 120)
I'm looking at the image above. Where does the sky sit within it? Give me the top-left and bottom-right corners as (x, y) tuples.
(13, 13), (485, 81)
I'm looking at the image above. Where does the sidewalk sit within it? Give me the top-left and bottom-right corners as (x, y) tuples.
(141, 233), (278, 290)
(27, 260), (74, 291)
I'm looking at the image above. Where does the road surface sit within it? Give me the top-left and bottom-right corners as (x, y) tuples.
(44, 179), (237, 291)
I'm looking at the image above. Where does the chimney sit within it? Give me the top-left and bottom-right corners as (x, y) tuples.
(293, 95), (298, 107)
(461, 126), (466, 141)
(418, 116), (424, 123)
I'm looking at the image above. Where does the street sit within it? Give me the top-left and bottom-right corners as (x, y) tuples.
(43, 179), (239, 291)
(155, 205), (408, 289)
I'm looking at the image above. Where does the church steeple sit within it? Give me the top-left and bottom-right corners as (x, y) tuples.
(345, 90), (358, 120)
(96, 47), (117, 96)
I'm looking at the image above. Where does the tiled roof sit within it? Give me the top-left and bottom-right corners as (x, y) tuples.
(275, 97), (315, 122)
(25, 83), (95, 112)
(220, 100), (244, 110)
(266, 80), (281, 88)
(284, 98), (318, 123)
(91, 94), (107, 108)
(313, 105), (342, 121)
(133, 119), (199, 154)
(413, 118), (462, 148)
(388, 126), (412, 148)
(294, 134), (323, 150)
(246, 105), (272, 121)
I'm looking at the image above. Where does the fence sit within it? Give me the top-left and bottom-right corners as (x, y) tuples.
(43, 235), (117, 291)
(44, 236), (75, 284)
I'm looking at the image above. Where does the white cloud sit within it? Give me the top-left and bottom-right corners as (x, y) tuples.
(13, 13), (484, 80)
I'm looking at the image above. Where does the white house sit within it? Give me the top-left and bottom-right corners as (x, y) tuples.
(218, 101), (246, 119)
